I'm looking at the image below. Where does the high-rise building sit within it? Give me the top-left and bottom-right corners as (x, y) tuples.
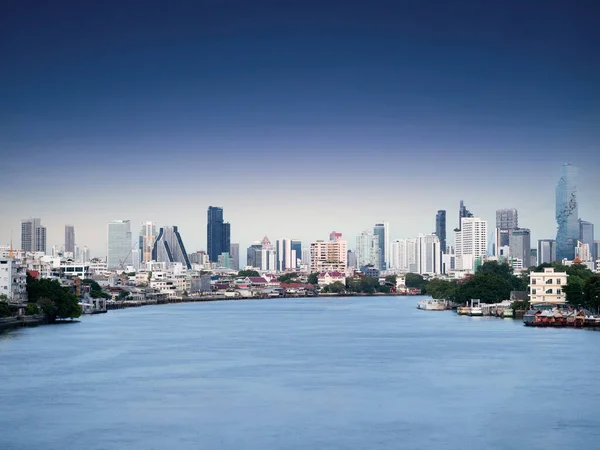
(229, 243), (240, 270)
(496, 209), (519, 229)
(509, 228), (531, 269)
(455, 217), (488, 272)
(82, 246), (91, 264)
(347, 250), (356, 269)
(556, 163), (579, 261)
(152, 226), (191, 269)
(139, 221), (157, 263)
(290, 240), (301, 269)
(107, 220), (132, 269)
(457, 200), (473, 231)
(537, 239), (556, 265)
(207, 206), (231, 263)
(356, 231), (380, 270)
(310, 236), (348, 273)
(390, 238), (419, 272)
(276, 238), (295, 271)
(579, 219), (595, 261)
(64, 225), (75, 254)
(373, 222), (389, 270)
(435, 211), (446, 254)
(301, 248), (311, 266)
(21, 218), (46, 253)
(417, 234), (441, 275)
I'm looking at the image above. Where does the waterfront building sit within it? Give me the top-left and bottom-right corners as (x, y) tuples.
(373, 222), (389, 270)
(529, 267), (568, 305)
(64, 225), (75, 254)
(556, 163), (579, 261)
(356, 231), (380, 270)
(579, 219), (595, 261)
(455, 217), (488, 273)
(152, 226), (191, 269)
(457, 200), (474, 231)
(107, 220), (133, 270)
(310, 235), (347, 274)
(435, 211), (446, 256)
(509, 228), (531, 268)
(139, 221), (157, 263)
(207, 206), (231, 263)
(21, 218), (46, 254)
(496, 209), (518, 229)
(0, 257), (27, 304)
(537, 239), (557, 265)
(229, 243), (240, 270)
(317, 271), (345, 287)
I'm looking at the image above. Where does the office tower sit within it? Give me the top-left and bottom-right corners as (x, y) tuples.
(64, 225), (75, 254)
(356, 231), (380, 270)
(454, 217), (488, 272)
(301, 248), (311, 266)
(496, 209), (519, 229)
(390, 238), (418, 272)
(509, 228), (531, 268)
(537, 239), (556, 265)
(290, 240), (301, 269)
(457, 200), (473, 231)
(276, 238), (293, 271)
(373, 222), (389, 270)
(107, 220), (133, 269)
(139, 221), (157, 263)
(21, 218), (46, 253)
(556, 164), (579, 261)
(82, 246), (91, 264)
(579, 219), (595, 261)
(207, 206), (231, 263)
(310, 237), (348, 273)
(229, 243), (240, 270)
(189, 251), (209, 266)
(416, 234), (441, 275)
(347, 249), (357, 269)
(152, 226), (192, 269)
(435, 211), (446, 255)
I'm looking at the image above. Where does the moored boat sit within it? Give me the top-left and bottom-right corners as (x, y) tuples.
(417, 299), (446, 311)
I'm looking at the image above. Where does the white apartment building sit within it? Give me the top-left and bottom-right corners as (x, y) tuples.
(529, 267), (568, 305)
(455, 217), (488, 273)
(418, 234), (441, 275)
(310, 239), (348, 274)
(355, 231), (380, 269)
(0, 258), (27, 304)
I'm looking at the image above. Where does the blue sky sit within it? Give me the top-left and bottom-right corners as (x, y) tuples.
(1, 0), (599, 259)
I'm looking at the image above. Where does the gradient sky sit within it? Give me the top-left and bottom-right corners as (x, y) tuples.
(2, 0), (599, 261)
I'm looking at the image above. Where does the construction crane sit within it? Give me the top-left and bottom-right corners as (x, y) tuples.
(119, 242), (140, 271)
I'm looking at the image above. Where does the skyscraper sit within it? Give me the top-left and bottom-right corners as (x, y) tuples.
(455, 217), (488, 272)
(21, 218), (47, 253)
(246, 242), (262, 268)
(290, 239), (301, 269)
(229, 243), (240, 270)
(417, 234), (441, 275)
(356, 231), (380, 269)
(107, 220), (132, 269)
(152, 226), (191, 269)
(207, 206), (231, 263)
(64, 225), (75, 254)
(537, 239), (557, 265)
(579, 219), (595, 261)
(509, 228), (531, 268)
(457, 200), (473, 231)
(373, 222), (389, 270)
(556, 164), (579, 261)
(310, 237), (347, 273)
(139, 221), (157, 263)
(435, 210), (446, 253)
(276, 238), (294, 271)
(496, 209), (519, 229)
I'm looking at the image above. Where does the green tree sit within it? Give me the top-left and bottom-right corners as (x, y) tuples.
(385, 275), (397, 285)
(583, 275), (600, 313)
(563, 275), (585, 307)
(0, 295), (11, 317)
(25, 303), (40, 315)
(82, 279), (110, 299)
(27, 278), (81, 322)
(238, 269), (260, 277)
(426, 279), (457, 300)
(278, 273), (299, 283)
(323, 281), (346, 294)
(307, 272), (319, 285)
(454, 273), (513, 304)
(405, 273), (428, 291)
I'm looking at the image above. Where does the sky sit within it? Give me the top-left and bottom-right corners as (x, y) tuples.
(1, 0), (599, 262)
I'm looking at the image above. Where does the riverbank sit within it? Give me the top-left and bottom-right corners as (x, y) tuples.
(0, 315), (46, 331)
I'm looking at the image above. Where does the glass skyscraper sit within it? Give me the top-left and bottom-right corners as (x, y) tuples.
(555, 164), (579, 261)
(435, 210), (446, 253)
(107, 220), (132, 269)
(207, 206), (231, 263)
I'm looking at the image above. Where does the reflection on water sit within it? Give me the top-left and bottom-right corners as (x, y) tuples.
(1, 296), (599, 450)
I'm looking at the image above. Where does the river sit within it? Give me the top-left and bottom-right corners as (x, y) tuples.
(1, 296), (599, 449)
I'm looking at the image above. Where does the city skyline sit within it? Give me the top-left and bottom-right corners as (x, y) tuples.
(2, 2), (599, 259)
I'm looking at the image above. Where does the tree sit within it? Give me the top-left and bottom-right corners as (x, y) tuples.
(385, 275), (397, 285)
(307, 272), (319, 285)
(238, 269), (260, 277)
(426, 279), (457, 300)
(454, 273), (513, 304)
(583, 275), (600, 313)
(278, 273), (299, 283)
(405, 273), (428, 291)
(323, 281), (345, 294)
(27, 277), (81, 322)
(0, 295), (11, 317)
(564, 275), (585, 307)
(82, 279), (110, 299)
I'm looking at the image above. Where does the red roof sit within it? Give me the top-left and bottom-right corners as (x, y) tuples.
(318, 271), (345, 278)
(27, 270), (39, 279)
(248, 277), (267, 283)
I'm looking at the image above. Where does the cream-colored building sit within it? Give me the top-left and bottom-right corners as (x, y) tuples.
(529, 267), (568, 304)
(310, 239), (347, 274)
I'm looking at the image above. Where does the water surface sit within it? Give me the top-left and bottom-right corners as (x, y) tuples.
(1, 296), (599, 449)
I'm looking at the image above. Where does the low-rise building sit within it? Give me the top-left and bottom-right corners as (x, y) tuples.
(0, 257), (27, 304)
(529, 267), (568, 305)
(317, 271), (346, 287)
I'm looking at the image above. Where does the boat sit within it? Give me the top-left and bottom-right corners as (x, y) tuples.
(502, 308), (514, 318)
(457, 299), (483, 316)
(456, 306), (470, 315)
(417, 299), (446, 311)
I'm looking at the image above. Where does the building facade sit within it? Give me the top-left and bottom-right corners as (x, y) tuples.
(509, 228), (531, 269)
(21, 218), (46, 254)
(107, 220), (132, 270)
(579, 219), (595, 261)
(356, 231), (380, 270)
(229, 243), (240, 270)
(290, 240), (301, 269)
(310, 237), (348, 274)
(152, 226), (192, 269)
(556, 163), (579, 261)
(0, 257), (27, 304)
(436, 210), (446, 254)
(65, 225), (75, 254)
(537, 239), (556, 265)
(139, 221), (157, 263)
(496, 209), (518, 229)
(457, 200), (473, 231)
(529, 267), (568, 305)
(207, 206), (231, 263)
(455, 217), (488, 272)
(373, 222), (389, 270)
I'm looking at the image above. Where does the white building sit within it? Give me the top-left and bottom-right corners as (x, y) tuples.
(310, 238), (348, 274)
(107, 220), (133, 270)
(0, 257), (27, 304)
(317, 271), (346, 287)
(455, 217), (488, 273)
(529, 267), (568, 305)
(356, 231), (380, 269)
(418, 234), (441, 275)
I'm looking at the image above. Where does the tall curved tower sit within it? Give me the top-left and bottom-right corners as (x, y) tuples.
(555, 164), (578, 261)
